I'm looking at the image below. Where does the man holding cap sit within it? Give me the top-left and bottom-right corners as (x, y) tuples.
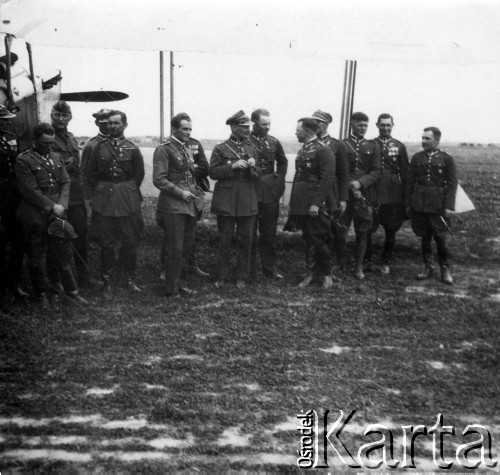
(343, 112), (381, 280)
(209, 110), (259, 289)
(312, 110), (350, 272)
(0, 105), (29, 307)
(15, 123), (86, 305)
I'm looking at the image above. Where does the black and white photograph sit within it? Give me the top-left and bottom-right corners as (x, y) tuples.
(0, 0), (499, 471)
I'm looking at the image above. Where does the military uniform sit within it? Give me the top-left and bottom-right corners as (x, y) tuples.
(52, 131), (90, 283)
(87, 136), (145, 284)
(153, 136), (204, 296)
(289, 137), (336, 277)
(341, 135), (381, 272)
(0, 130), (24, 299)
(209, 137), (259, 281)
(81, 133), (107, 243)
(371, 136), (409, 266)
(321, 134), (349, 268)
(405, 149), (457, 271)
(248, 132), (287, 276)
(15, 146), (78, 297)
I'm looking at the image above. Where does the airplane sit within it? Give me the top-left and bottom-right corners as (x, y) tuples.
(0, 32), (128, 151)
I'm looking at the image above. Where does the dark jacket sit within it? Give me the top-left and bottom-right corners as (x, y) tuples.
(405, 150), (457, 213)
(343, 136), (381, 205)
(88, 137), (145, 217)
(186, 137), (209, 190)
(209, 137), (259, 217)
(52, 130), (85, 206)
(289, 138), (335, 215)
(0, 130), (20, 213)
(81, 133), (107, 199)
(321, 134), (349, 203)
(372, 136), (409, 205)
(15, 147), (70, 225)
(153, 137), (204, 217)
(248, 133), (288, 204)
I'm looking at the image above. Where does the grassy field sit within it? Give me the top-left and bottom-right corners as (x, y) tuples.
(1, 145), (499, 471)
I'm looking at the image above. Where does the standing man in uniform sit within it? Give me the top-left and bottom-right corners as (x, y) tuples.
(371, 113), (409, 275)
(311, 110), (350, 272)
(158, 113), (209, 281)
(0, 105), (29, 307)
(87, 110), (145, 298)
(50, 100), (91, 286)
(153, 113), (205, 297)
(405, 127), (457, 285)
(209, 110), (259, 289)
(81, 108), (110, 245)
(15, 123), (85, 305)
(289, 117), (336, 290)
(342, 112), (381, 280)
(249, 108), (288, 279)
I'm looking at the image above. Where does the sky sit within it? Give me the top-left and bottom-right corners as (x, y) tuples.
(2, 0), (500, 144)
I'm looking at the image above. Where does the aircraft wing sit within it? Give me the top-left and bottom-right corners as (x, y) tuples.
(59, 91), (129, 102)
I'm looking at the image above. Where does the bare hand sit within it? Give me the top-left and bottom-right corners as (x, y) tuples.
(232, 159), (248, 170)
(350, 180), (361, 191)
(53, 204), (65, 217)
(352, 190), (362, 200)
(339, 201), (347, 215)
(247, 158), (256, 168)
(309, 205), (320, 217)
(181, 190), (197, 202)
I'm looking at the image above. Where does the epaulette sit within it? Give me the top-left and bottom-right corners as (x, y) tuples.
(121, 138), (136, 146)
(436, 150), (452, 158)
(161, 138), (173, 146)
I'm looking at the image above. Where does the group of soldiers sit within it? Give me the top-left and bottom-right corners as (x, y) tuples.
(0, 102), (458, 306)
(152, 107), (457, 296)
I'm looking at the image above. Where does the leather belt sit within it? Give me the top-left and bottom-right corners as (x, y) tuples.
(39, 184), (60, 194)
(100, 177), (133, 183)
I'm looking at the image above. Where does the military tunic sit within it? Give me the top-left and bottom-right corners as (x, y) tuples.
(289, 138), (335, 276)
(53, 131), (89, 281)
(209, 137), (260, 281)
(321, 134), (350, 267)
(405, 149), (457, 268)
(0, 130), (24, 297)
(81, 133), (107, 242)
(87, 136), (145, 281)
(15, 147), (75, 295)
(248, 132), (288, 276)
(153, 137), (205, 295)
(371, 136), (409, 265)
(321, 134), (349, 203)
(342, 135), (381, 233)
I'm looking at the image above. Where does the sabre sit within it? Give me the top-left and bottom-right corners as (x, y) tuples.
(322, 211), (348, 231)
(440, 215), (456, 241)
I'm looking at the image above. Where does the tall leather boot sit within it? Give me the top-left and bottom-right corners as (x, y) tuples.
(416, 238), (434, 280)
(354, 235), (366, 280)
(102, 273), (113, 300)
